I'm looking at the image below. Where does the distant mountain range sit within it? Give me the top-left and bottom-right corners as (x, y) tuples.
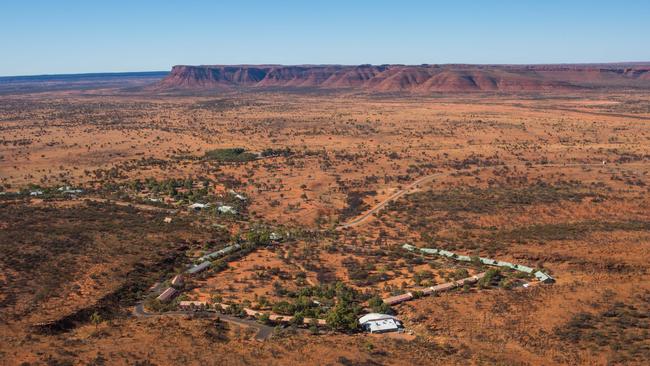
(152, 63), (650, 92)
(3, 64), (650, 94)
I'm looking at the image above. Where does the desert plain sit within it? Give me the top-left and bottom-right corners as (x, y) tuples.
(1, 70), (650, 365)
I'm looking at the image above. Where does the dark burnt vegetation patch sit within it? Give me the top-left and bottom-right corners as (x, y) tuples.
(203, 148), (258, 163)
(377, 181), (614, 254)
(490, 220), (650, 244)
(0, 201), (218, 328)
(260, 147), (293, 158)
(554, 291), (650, 364)
(445, 153), (505, 170)
(392, 181), (604, 216)
(191, 98), (261, 112)
(340, 190), (377, 220)
(603, 99), (650, 114)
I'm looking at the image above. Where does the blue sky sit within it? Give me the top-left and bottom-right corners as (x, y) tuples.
(2, 0), (650, 76)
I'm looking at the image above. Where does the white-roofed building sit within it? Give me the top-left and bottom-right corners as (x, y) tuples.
(59, 186), (83, 194)
(189, 203), (210, 210)
(229, 190), (247, 201)
(535, 270), (555, 283)
(358, 313), (403, 334)
(217, 205), (237, 214)
(186, 261), (211, 275)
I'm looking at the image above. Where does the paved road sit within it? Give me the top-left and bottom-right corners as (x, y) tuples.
(337, 162), (647, 230)
(133, 303), (274, 341)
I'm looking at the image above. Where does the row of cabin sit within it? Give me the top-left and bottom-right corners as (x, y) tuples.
(157, 242), (248, 304)
(157, 243), (246, 303)
(188, 202), (237, 215)
(186, 261), (211, 275)
(402, 244), (555, 284)
(189, 242), (247, 274)
(198, 244), (241, 262)
(155, 275), (185, 303)
(382, 273), (485, 306)
(156, 287), (177, 302)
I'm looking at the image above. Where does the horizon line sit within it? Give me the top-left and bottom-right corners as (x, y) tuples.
(2, 61), (650, 78)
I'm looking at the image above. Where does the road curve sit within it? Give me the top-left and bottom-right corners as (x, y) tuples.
(83, 197), (178, 214)
(337, 172), (443, 229)
(337, 162), (646, 230)
(133, 303), (274, 341)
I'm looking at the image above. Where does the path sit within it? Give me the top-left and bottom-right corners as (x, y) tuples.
(337, 173), (443, 229)
(132, 303), (274, 341)
(83, 197), (178, 214)
(338, 161), (648, 229)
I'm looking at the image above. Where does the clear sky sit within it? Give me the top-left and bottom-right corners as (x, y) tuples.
(2, 0), (650, 76)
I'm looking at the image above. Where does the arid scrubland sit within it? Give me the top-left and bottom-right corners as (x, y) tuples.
(1, 87), (649, 365)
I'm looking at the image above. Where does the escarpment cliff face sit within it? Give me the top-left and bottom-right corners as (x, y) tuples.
(153, 64), (650, 92)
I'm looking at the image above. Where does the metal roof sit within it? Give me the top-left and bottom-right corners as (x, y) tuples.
(218, 205), (237, 214)
(359, 313), (399, 324)
(383, 292), (414, 305)
(186, 261), (211, 274)
(156, 287), (177, 302)
(189, 203), (209, 209)
(406, 244), (550, 282)
(171, 274), (184, 286)
(198, 244), (241, 262)
(364, 318), (402, 333)
(535, 271), (555, 283)
(402, 244), (417, 251)
(515, 264), (535, 273)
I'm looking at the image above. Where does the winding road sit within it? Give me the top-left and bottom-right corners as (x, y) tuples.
(337, 172), (444, 229)
(128, 161), (647, 340)
(83, 197), (178, 214)
(132, 303), (274, 341)
(337, 161), (647, 230)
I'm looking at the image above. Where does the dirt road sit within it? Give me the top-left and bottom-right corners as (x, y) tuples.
(337, 173), (443, 229)
(83, 197), (178, 214)
(132, 303), (274, 341)
(338, 162), (646, 229)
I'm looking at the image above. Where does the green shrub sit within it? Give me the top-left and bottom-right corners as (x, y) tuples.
(204, 148), (257, 162)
